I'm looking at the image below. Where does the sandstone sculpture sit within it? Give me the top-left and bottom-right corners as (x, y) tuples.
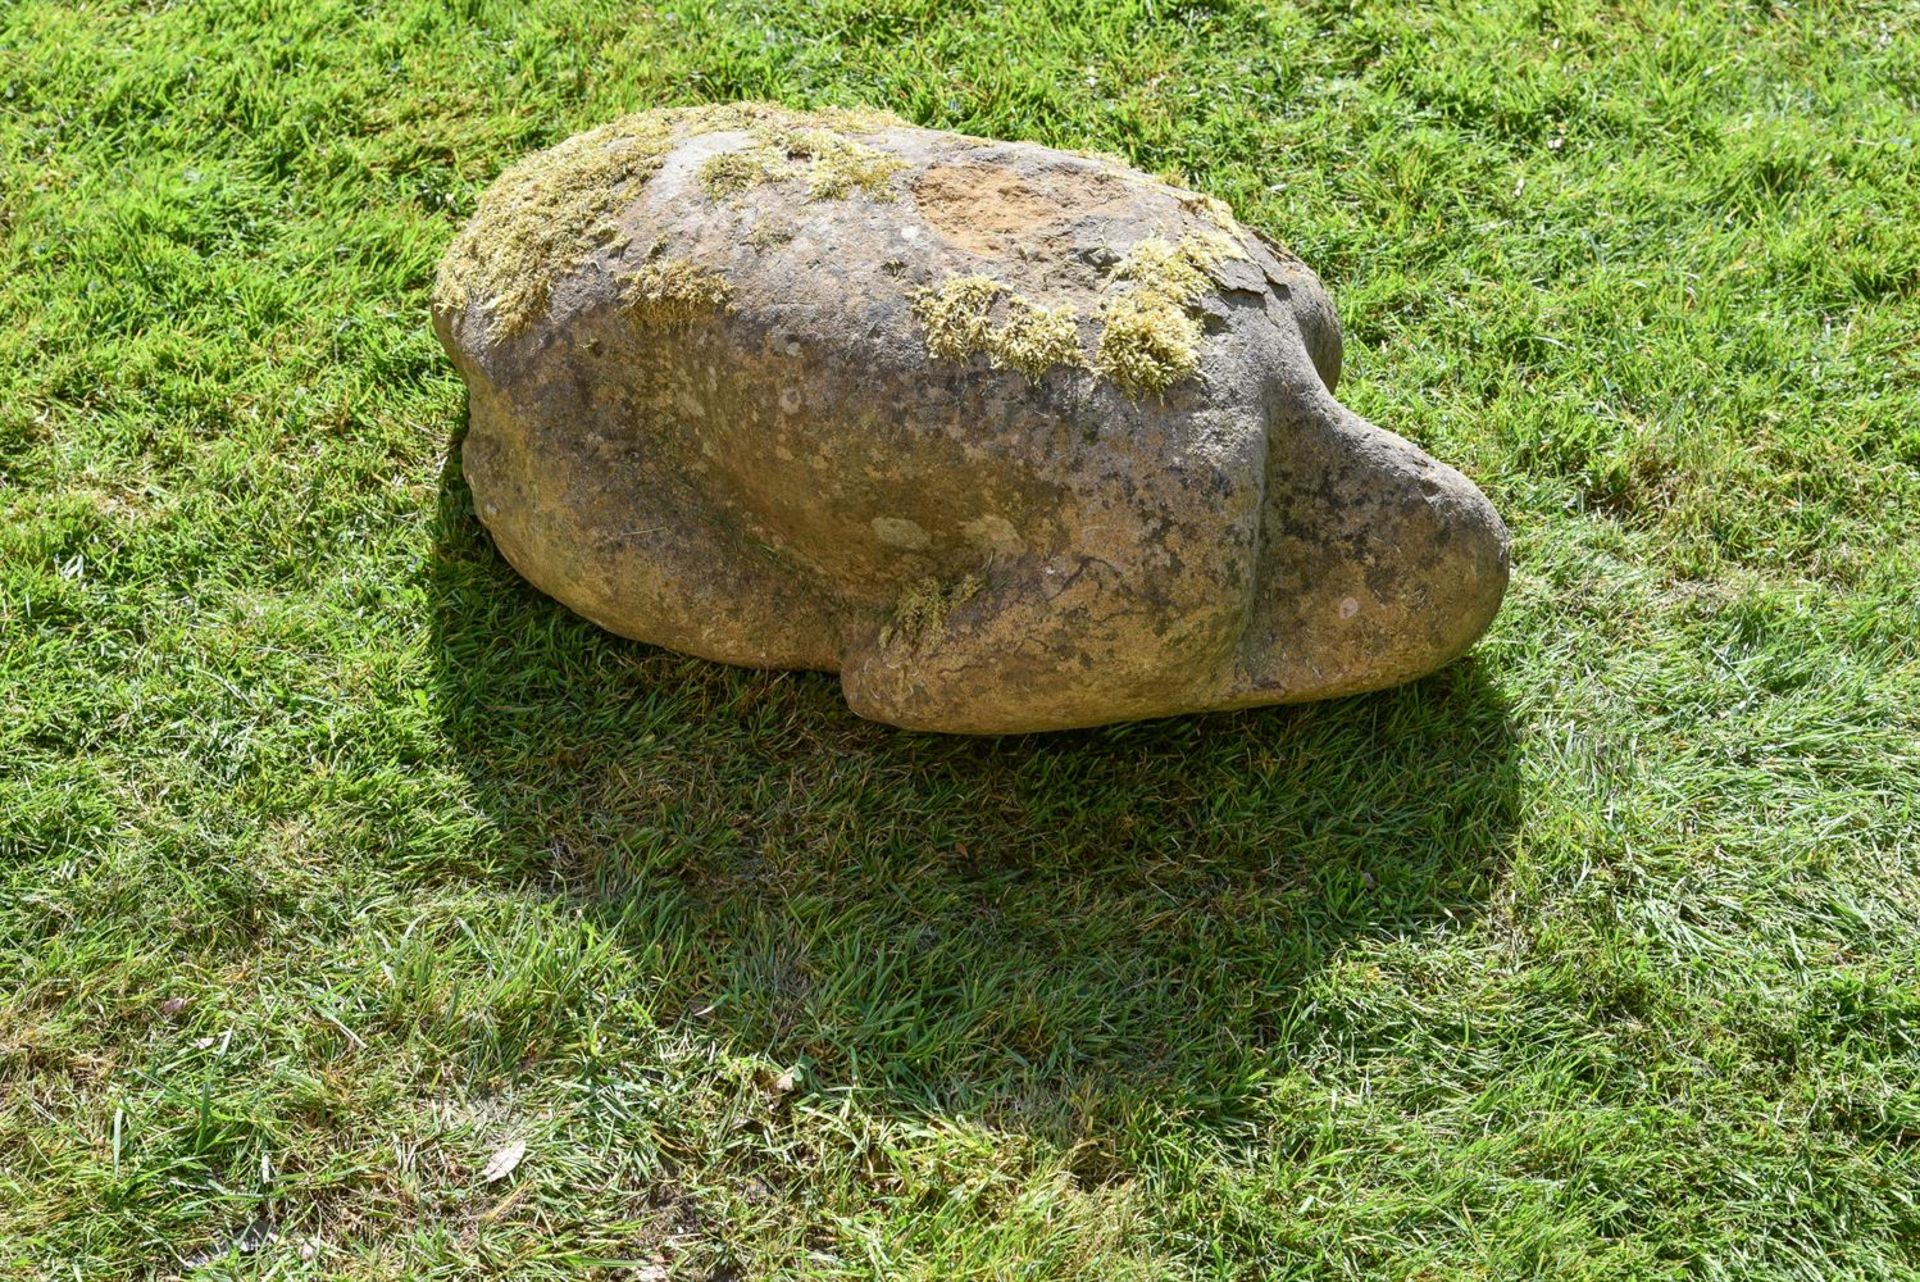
(433, 104), (1509, 733)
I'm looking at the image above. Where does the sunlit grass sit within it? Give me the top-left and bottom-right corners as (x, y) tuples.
(2, 0), (1917, 1276)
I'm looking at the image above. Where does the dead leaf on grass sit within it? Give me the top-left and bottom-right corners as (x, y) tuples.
(481, 1139), (527, 1183)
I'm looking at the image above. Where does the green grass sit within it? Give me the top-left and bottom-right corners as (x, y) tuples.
(3, 0), (1918, 1276)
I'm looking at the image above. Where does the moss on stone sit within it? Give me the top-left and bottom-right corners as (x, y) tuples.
(993, 297), (1083, 381)
(910, 275), (1004, 363)
(912, 221), (1250, 396)
(620, 253), (733, 327)
(800, 130), (908, 199)
(435, 102), (905, 341)
(698, 148), (786, 199)
(1092, 292), (1200, 398)
(1189, 192), (1240, 233)
(1093, 230), (1241, 399)
(745, 220), (796, 250)
(910, 276), (1084, 382)
(698, 122), (907, 204)
(880, 574), (984, 649)
(433, 113), (679, 340)
(1066, 144), (1132, 168)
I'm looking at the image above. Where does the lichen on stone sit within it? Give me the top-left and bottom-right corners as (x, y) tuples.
(1093, 229), (1242, 399)
(910, 276), (1084, 382)
(620, 249), (733, 327)
(435, 102), (905, 340)
(880, 573), (984, 649)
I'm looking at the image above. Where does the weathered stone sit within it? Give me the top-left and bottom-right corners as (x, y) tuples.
(433, 104), (1509, 734)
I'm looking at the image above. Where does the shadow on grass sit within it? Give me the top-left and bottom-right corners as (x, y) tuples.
(425, 434), (1521, 1169)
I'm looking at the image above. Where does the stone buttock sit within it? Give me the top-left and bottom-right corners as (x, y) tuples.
(433, 104), (1510, 733)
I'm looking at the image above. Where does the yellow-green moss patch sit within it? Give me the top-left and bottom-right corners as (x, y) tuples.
(1066, 144), (1132, 168)
(1093, 293), (1199, 398)
(880, 574), (985, 649)
(993, 297), (1083, 380)
(745, 220), (797, 250)
(911, 275), (1004, 363)
(1093, 230), (1242, 399)
(1189, 192), (1240, 232)
(698, 148), (787, 199)
(433, 114), (679, 340)
(697, 119), (908, 205)
(792, 128), (908, 199)
(435, 103), (905, 340)
(620, 254), (733, 328)
(910, 276), (1084, 381)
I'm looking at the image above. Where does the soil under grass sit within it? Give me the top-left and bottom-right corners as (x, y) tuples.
(2, 1), (1918, 1277)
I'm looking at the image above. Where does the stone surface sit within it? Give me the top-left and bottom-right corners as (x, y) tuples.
(432, 104), (1510, 734)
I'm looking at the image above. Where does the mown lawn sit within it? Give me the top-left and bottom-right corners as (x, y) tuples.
(3, 0), (1918, 1276)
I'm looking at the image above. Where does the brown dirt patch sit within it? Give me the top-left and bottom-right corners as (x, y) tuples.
(913, 164), (1120, 256)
